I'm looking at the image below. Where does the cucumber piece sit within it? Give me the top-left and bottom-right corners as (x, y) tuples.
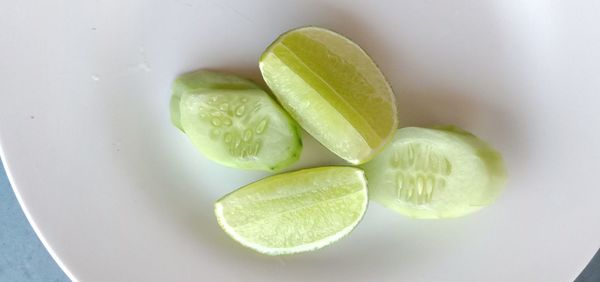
(179, 87), (302, 171)
(363, 126), (506, 218)
(170, 70), (259, 131)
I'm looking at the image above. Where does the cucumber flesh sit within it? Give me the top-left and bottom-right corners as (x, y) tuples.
(180, 88), (302, 171)
(170, 70), (259, 131)
(363, 126), (506, 219)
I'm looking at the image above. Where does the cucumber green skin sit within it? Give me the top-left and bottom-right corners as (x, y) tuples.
(170, 70), (259, 131)
(170, 94), (184, 131)
(362, 126), (506, 219)
(172, 70), (302, 171)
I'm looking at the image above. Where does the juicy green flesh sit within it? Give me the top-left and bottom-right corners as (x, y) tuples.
(173, 70), (301, 171)
(215, 166), (368, 255)
(260, 53), (371, 163)
(170, 70), (259, 131)
(363, 127), (506, 219)
(260, 26), (397, 164)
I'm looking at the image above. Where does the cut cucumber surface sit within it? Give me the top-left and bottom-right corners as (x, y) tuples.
(214, 166), (368, 255)
(259, 26), (398, 165)
(174, 71), (302, 171)
(170, 70), (259, 131)
(363, 126), (506, 219)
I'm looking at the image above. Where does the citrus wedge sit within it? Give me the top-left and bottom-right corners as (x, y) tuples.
(215, 166), (368, 255)
(259, 26), (398, 164)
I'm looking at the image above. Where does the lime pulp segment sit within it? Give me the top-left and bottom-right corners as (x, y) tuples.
(215, 166), (368, 255)
(260, 26), (398, 164)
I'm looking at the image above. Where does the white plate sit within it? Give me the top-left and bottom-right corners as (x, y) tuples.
(1, 1), (599, 281)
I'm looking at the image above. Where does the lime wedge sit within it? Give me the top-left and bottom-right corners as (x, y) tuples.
(259, 26), (398, 164)
(215, 166), (368, 255)
(363, 126), (506, 219)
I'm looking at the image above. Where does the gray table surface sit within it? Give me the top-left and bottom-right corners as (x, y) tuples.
(0, 162), (69, 282)
(0, 160), (597, 282)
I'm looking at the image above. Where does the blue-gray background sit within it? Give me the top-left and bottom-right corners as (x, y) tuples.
(0, 160), (597, 282)
(0, 162), (68, 282)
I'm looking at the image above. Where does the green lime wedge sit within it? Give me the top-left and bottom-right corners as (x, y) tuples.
(259, 26), (398, 165)
(172, 70), (302, 171)
(363, 126), (507, 219)
(215, 166), (368, 255)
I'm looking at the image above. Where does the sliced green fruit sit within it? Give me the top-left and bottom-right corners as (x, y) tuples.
(215, 166), (368, 255)
(363, 126), (506, 219)
(175, 71), (302, 171)
(259, 26), (398, 165)
(170, 70), (259, 131)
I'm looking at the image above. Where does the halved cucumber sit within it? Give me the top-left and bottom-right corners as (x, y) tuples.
(363, 126), (506, 218)
(170, 70), (259, 131)
(173, 71), (302, 171)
